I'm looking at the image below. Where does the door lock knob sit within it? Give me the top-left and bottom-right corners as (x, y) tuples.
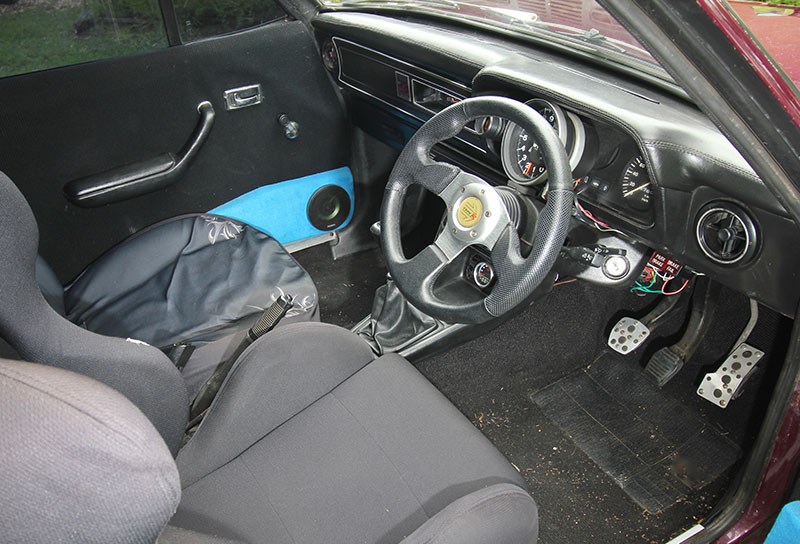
(278, 114), (300, 140)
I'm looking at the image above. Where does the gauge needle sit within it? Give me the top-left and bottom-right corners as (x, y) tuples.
(523, 162), (533, 176)
(623, 182), (651, 197)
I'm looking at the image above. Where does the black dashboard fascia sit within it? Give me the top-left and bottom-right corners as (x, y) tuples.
(333, 38), (499, 169)
(313, 12), (800, 317)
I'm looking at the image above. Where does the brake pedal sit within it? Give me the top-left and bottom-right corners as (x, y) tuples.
(697, 343), (763, 408)
(641, 277), (717, 387)
(608, 317), (651, 354)
(644, 347), (684, 387)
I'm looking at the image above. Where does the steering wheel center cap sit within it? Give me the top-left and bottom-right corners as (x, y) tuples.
(457, 196), (483, 228)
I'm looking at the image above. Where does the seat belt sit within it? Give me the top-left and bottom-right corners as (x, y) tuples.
(186, 295), (293, 433)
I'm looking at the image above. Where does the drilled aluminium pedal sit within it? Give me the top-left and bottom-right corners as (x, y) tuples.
(608, 317), (651, 354)
(697, 343), (763, 408)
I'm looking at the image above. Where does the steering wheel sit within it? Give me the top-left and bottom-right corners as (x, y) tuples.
(380, 96), (573, 324)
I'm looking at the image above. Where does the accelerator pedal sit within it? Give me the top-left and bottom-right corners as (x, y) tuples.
(608, 317), (651, 354)
(697, 343), (763, 408)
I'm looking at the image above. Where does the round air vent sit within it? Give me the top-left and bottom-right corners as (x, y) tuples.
(695, 202), (758, 265)
(321, 38), (339, 73)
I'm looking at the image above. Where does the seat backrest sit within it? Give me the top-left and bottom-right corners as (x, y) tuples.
(36, 255), (66, 315)
(0, 358), (180, 543)
(0, 171), (188, 453)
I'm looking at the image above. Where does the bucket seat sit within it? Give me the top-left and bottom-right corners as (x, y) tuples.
(0, 172), (538, 543)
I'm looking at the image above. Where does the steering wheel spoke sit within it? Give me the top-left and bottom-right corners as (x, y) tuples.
(394, 244), (450, 298)
(412, 162), (462, 197)
(432, 227), (466, 263)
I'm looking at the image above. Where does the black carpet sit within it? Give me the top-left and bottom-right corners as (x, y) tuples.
(416, 279), (787, 544)
(293, 245), (386, 328)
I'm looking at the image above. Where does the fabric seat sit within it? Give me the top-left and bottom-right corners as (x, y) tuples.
(174, 323), (535, 543)
(0, 170), (538, 542)
(0, 324), (538, 543)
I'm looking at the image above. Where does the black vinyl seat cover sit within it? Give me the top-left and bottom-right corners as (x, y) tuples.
(62, 213), (319, 348)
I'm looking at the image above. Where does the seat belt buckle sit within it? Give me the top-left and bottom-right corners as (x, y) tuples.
(248, 294), (293, 342)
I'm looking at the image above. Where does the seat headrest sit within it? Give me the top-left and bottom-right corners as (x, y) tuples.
(0, 358), (180, 543)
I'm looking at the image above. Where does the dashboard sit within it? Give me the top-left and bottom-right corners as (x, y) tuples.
(313, 12), (800, 317)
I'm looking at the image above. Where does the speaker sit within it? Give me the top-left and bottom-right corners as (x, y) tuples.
(307, 185), (351, 231)
(208, 167), (355, 245)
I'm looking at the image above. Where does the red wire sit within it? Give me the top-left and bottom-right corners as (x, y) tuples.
(576, 200), (610, 228)
(661, 278), (690, 296)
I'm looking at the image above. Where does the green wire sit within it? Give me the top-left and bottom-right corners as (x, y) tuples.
(631, 273), (659, 294)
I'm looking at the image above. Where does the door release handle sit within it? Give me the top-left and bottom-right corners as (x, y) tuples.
(224, 84), (263, 110)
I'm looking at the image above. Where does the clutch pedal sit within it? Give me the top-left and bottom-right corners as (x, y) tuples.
(607, 283), (688, 355)
(608, 317), (651, 354)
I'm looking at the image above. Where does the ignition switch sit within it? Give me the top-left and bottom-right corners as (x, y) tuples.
(561, 245), (629, 279)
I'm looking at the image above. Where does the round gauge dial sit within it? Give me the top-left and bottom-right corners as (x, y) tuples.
(500, 99), (569, 185)
(620, 155), (653, 211)
(473, 261), (494, 289)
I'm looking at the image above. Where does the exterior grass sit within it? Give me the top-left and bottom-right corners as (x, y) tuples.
(764, 0), (800, 7)
(0, 6), (165, 79)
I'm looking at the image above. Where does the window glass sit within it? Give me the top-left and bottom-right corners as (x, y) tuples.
(174, 0), (286, 42)
(725, 1), (800, 89)
(0, 0), (167, 79)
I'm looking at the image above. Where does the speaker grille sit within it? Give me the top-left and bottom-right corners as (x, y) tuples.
(695, 203), (757, 265)
(307, 185), (351, 231)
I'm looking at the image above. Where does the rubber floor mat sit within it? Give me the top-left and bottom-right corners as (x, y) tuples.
(531, 352), (741, 513)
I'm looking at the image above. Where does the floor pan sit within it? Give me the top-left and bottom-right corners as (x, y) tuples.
(531, 352), (741, 513)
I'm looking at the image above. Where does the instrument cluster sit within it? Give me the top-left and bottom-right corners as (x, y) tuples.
(477, 97), (656, 227)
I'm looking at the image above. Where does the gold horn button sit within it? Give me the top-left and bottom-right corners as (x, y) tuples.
(457, 196), (483, 228)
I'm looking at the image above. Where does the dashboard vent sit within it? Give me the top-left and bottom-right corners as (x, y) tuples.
(321, 39), (339, 73)
(695, 203), (757, 265)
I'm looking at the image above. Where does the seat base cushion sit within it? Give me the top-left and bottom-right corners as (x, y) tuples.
(64, 214), (318, 348)
(173, 324), (529, 544)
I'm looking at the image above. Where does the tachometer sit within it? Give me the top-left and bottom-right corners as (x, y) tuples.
(620, 155), (653, 211)
(500, 99), (585, 185)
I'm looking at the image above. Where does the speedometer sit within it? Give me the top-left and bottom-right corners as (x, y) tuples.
(500, 99), (585, 185)
(620, 155), (653, 211)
